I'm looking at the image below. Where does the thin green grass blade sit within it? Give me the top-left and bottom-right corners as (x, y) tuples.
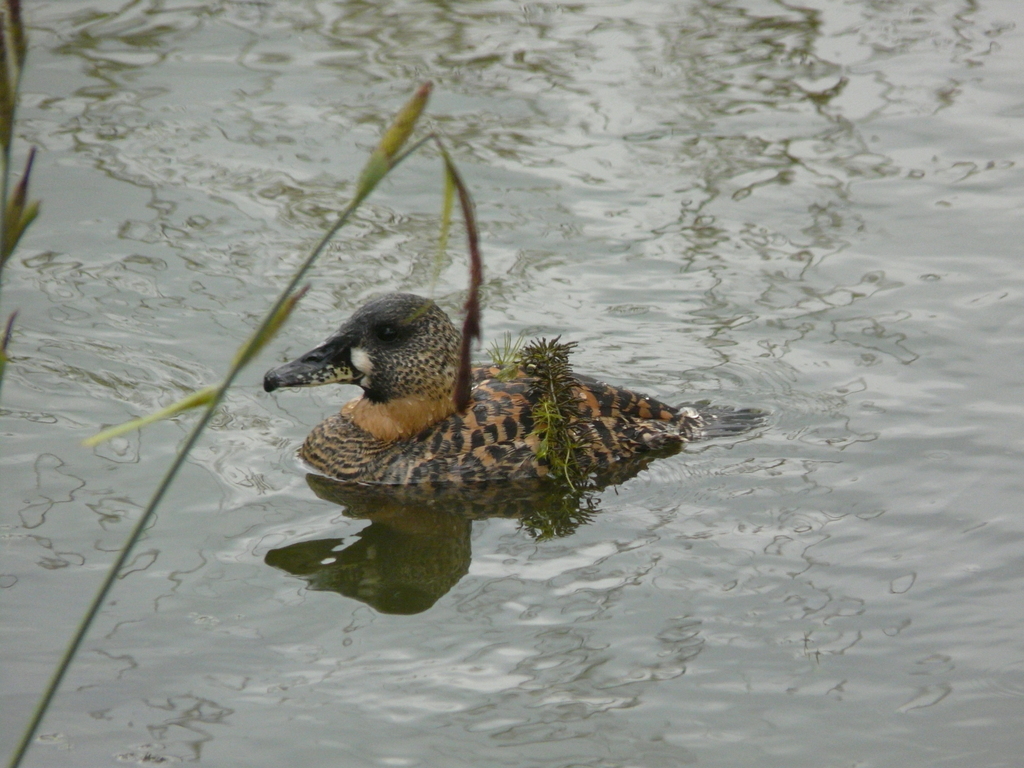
(82, 386), (217, 447)
(0, 308), (14, 395)
(431, 166), (456, 292)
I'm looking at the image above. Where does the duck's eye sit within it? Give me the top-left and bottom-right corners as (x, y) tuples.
(373, 323), (400, 343)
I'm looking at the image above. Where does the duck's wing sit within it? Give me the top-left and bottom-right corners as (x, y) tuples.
(574, 373), (686, 422)
(567, 374), (699, 461)
(575, 374), (767, 441)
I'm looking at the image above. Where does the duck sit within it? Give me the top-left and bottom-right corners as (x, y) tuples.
(263, 293), (761, 484)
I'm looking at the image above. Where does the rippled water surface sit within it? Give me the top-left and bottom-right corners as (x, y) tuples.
(3, 0), (1024, 765)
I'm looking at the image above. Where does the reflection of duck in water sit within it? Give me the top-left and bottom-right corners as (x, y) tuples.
(264, 293), (763, 484)
(265, 474), (606, 614)
(265, 484), (473, 615)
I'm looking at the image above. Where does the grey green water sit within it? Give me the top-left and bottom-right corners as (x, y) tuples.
(3, 1), (1024, 765)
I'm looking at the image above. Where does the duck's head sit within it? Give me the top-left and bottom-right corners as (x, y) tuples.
(263, 293), (460, 405)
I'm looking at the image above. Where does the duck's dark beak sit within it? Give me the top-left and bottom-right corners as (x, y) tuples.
(263, 330), (361, 393)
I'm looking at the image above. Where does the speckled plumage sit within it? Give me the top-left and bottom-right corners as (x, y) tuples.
(264, 293), (758, 485)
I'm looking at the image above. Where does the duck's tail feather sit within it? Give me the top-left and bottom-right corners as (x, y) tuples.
(684, 402), (769, 441)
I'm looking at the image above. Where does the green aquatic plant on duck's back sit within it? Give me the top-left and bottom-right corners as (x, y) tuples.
(488, 333), (597, 488)
(521, 337), (595, 490)
(487, 330), (527, 381)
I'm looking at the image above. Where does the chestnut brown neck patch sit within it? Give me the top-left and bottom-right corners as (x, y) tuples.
(343, 394), (457, 442)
